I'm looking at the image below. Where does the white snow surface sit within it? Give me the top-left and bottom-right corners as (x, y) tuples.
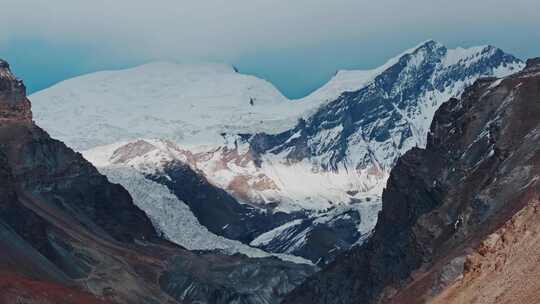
(295, 40), (432, 109)
(97, 165), (312, 265)
(250, 219), (304, 248)
(31, 41), (520, 152)
(83, 138), (385, 212)
(32, 62), (309, 150)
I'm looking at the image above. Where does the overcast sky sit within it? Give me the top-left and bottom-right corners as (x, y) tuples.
(1, 0), (539, 98)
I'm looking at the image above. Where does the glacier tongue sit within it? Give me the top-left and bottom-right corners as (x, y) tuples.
(98, 165), (313, 265)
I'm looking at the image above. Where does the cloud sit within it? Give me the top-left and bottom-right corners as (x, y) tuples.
(1, 0), (539, 98)
(2, 0), (539, 63)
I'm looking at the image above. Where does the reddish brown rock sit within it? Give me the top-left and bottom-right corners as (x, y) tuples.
(0, 60), (32, 123)
(284, 58), (540, 304)
(0, 271), (111, 304)
(430, 197), (540, 304)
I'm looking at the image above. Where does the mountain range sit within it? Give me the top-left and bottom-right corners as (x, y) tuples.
(31, 40), (524, 265)
(1, 39), (538, 304)
(284, 57), (540, 304)
(0, 59), (315, 304)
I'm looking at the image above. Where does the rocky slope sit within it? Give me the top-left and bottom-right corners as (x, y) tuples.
(283, 58), (540, 303)
(0, 60), (32, 123)
(245, 41), (523, 190)
(0, 60), (316, 304)
(430, 198), (540, 304)
(83, 139), (375, 265)
(31, 41), (524, 265)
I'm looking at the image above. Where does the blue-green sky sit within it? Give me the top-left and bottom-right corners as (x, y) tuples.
(1, 0), (539, 98)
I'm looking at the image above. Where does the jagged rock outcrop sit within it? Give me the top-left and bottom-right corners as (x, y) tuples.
(0, 60), (32, 123)
(0, 60), (316, 304)
(284, 58), (540, 303)
(150, 160), (301, 243)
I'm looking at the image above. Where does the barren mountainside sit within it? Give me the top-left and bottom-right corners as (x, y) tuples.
(0, 60), (316, 304)
(284, 58), (540, 303)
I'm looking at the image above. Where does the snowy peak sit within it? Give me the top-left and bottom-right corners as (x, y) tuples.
(248, 41), (523, 175)
(31, 61), (297, 150)
(373, 41), (520, 97)
(297, 40), (520, 111)
(297, 41), (443, 104)
(284, 55), (540, 304)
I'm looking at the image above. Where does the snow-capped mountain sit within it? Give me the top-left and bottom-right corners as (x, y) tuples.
(31, 40), (524, 264)
(31, 62), (311, 150)
(284, 57), (540, 304)
(249, 41), (524, 173)
(226, 41), (523, 211)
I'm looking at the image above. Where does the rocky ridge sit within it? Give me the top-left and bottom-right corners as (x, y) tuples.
(284, 58), (540, 303)
(0, 60), (316, 304)
(0, 60), (32, 123)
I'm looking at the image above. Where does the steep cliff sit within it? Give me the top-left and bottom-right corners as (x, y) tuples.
(284, 58), (540, 303)
(0, 60), (316, 304)
(0, 60), (32, 123)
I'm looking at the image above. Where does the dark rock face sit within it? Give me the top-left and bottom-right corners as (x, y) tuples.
(0, 149), (71, 285)
(0, 60), (316, 304)
(284, 59), (540, 303)
(160, 252), (314, 304)
(148, 160), (367, 265)
(0, 60), (32, 123)
(252, 208), (367, 266)
(0, 124), (159, 244)
(149, 160), (303, 243)
(0, 271), (112, 304)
